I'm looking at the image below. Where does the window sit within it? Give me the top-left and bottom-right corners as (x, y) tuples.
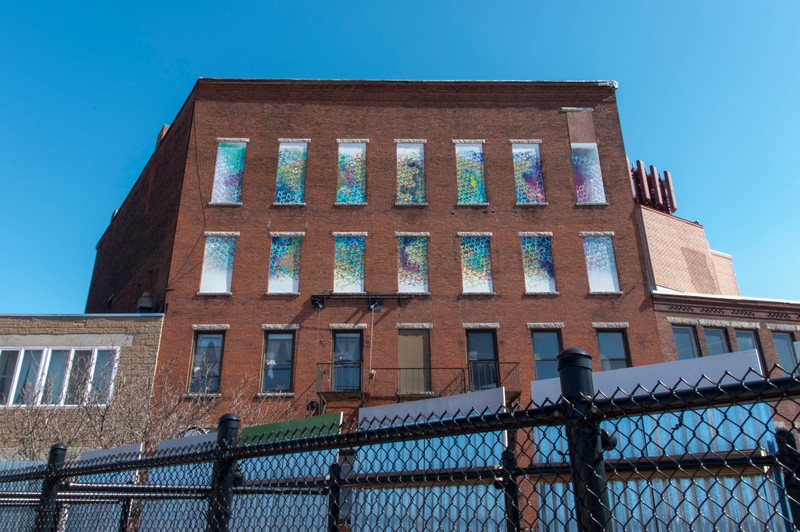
(398, 330), (431, 394)
(705, 328), (730, 355)
(263, 332), (294, 393)
(275, 140), (308, 204)
(512, 142), (546, 204)
(396, 142), (425, 204)
(459, 234), (493, 293)
(211, 140), (247, 204)
(532, 331), (561, 380)
(336, 141), (367, 204)
(597, 330), (630, 370)
(673, 326), (700, 360)
(200, 233), (237, 294)
(332, 332), (362, 392)
(735, 330), (760, 353)
(455, 142), (486, 204)
(333, 234), (366, 293)
(190, 333), (224, 394)
(581, 234), (620, 293)
(268, 234), (303, 294)
(773, 332), (798, 373)
(397, 234), (428, 293)
(467, 331), (499, 390)
(520, 234), (556, 293)
(571, 142), (606, 204)
(0, 347), (118, 406)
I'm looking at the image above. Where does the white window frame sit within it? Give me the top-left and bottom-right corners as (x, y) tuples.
(0, 346), (120, 407)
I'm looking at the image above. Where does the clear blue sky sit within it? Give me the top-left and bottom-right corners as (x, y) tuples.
(1, 1), (798, 313)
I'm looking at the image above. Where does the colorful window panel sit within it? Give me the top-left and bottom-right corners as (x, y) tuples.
(520, 235), (556, 293)
(336, 143), (367, 204)
(396, 143), (425, 204)
(513, 144), (546, 204)
(571, 143), (606, 204)
(211, 141), (246, 204)
(275, 142), (307, 204)
(200, 235), (237, 293)
(333, 235), (365, 293)
(459, 236), (493, 293)
(455, 143), (486, 204)
(397, 235), (428, 293)
(582, 235), (620, 292)
(268, 236), (302, 293)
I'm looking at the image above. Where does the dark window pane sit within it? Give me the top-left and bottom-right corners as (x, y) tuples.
(774, 333), (798, 373)
(535, 360), (559, 381)
(735, 330), (758, 353)
(597, 331), (629, 370)
(467, 331), (498, 389)
(264, 333), (294, 392)
(673, 326), (699, 360)
(0, 350), (20, 404)
(532, 331), (561, 380)
(191, 333), (224, 393)
(333, 332), (361, 391)
(705, 328), (730, 355)
(467, 331), (496, 361)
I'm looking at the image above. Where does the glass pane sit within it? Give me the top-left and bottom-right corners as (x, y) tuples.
(333, 236), (365, 293)
(191, 334), (223, 393)
(535, 360), (558, 381)
(467, 332), (499, 390)
(200, 236), (236, 293)
(774, 333), (797, 373)
(705, 328), (730, 356)
(455, 143), (486, 204)
(533, 332), (561, 360)
(397, 236), (428, 293)
(0, 350), (20, 404)
(583, 236), (620, 292)
(571, 142), (606, 204)
(333, 333), (361, 391)
(264, 333), (294, 392)
(90, 350), (115, 404)
(673, 326), (699, 361)
(396, 143), (425, 204)
(467, 332), (496, 361)
(513, 143), (545, 204)
(65, 350), (92, 405)
(43, 349), (69, 404)
(13, 350), (43, 405)
(602, 358), (629, 371)
(598, 332), (628, 369)
(521, 236), (556, 293)
(275, 142), (307, 204)
(268, 236), (302, 293)
(336, 143), (367, 204)
(460, 236), (493, 293)
(211, 142), (246, 204)
(735, 330), (758, 353)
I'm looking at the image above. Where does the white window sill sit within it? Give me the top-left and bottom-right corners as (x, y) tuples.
(588, 291), (623, 295)
(197, 292), (233, 297)
(334, 202), (368, 206)
(256, 392), (295, 398)
(397, 291), (430, 296)
(208, 202), (242, 207)
(395, 203), (428, 207)
(524, 291), (559, 296)
(456, 203), (490, 207)
(516, 202), (549, 207)
(183, 393), (222, 399)
(575, 202), (609, 206)
(265, 292), (300, 296)
(332, 291), (367, 295)
(272, 202), (306, 206)
(460, 292), (497, 296)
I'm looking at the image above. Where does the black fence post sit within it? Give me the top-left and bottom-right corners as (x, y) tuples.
(558, 348), (612, 532)
(34, 442), (67, 532)
(501, 446), (522, 532)
(206, 413), (240, 532)
(776, 428), (800, 529)
(327, 463), (342, 532)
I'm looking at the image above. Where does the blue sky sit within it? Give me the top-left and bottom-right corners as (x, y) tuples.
(1, 1), (798, 313)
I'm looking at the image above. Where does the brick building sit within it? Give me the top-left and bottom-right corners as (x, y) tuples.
(85, 79), (800, 421)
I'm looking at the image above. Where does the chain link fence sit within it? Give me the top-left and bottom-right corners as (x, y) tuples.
(2, 348), (800, 531)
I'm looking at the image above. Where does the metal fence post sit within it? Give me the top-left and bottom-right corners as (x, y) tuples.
(501, 446), (522, 532)
(776, 428), (800, 529)
(327, 462), (342, 532)
(34, 442), (67, 532)
(206, 413), (240, 532)
(558, 348), (612, 532)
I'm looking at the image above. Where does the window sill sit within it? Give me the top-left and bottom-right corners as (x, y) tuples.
(197, 292), (233, 297)
(332, 291), (367, 295)
(456, 203), (490, 207)
(516, 202), (548, 207)
(460, 292), (497, 297)
(575, 202), (609, 207)
(256, 392), (295, 398)
(183, 393), (222, 399)
(334, 202), (367, 206)
(208, 202), (242, 207)
(396, 291), (430, 296)
(395, 203), (428, 207)
(588, 291), (623, 296)
(264, 292), (300, 296)
(524, 291), (559, 296)
(272, 202), (306, 207)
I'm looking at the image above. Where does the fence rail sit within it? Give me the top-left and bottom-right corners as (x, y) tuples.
(3, 348), (800, 530)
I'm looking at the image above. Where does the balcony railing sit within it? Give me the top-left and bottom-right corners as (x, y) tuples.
(316, 362), (520, 399)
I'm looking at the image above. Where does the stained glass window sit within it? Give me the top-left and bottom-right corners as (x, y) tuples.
(513, 143), (546, 204)
(571, 143), (606, 204)
(336, 142), (367, 204)
(200, 235), (237, 293)
(396, 143), (425, 204)
(211, 141), (246, 204)
(520, 235), (556, 293)
(455, 143), (486, 204)
(397, 235), (428, 293)
(275, 142), (307, 204)
(459, 235), (493, 293)
(268, 235), (302, 293)
(334, 235), (365, 293)
(582, 235), (620, 292)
